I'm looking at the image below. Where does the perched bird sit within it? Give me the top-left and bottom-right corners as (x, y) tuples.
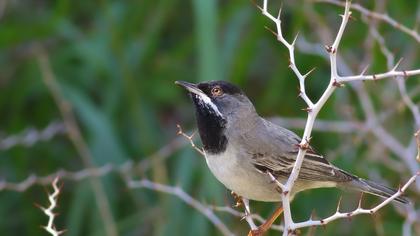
(176, 80), (408, 234)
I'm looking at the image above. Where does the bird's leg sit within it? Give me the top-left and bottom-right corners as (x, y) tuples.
(232, 192), (283, 235)
(247, 206), (284, 236)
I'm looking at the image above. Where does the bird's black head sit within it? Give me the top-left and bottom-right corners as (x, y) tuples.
(176, 80), (256, 154)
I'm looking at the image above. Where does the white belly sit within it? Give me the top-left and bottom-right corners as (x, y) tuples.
(205, 147), (282, 202)
(204, 147), (338, 201)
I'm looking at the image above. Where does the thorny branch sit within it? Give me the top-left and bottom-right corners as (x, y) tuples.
(127, 179), (286, 235)
(0, 135), (188, 192)
(36, 48), (118, 236)
(296, 2), (420, 189)
(258, 0), (420, 234)
(38, 177), (65, 236)
(0, 125), (280, 236)
(292, 172), (419, 229)
(316, 0), (420, 43)
(363, 13), (420, 186)
(0, 121), (66, 150)
(127, 178), (235, 236)
(296, 3), (420, 233)
(176, 124), (205, 155)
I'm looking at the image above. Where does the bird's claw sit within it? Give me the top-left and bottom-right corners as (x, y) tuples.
(231, 191), (243, 208)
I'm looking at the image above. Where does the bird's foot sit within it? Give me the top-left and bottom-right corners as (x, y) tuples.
(231, 191), (243, 208)
(248, 229), (263, 236)
(247, 206), (283, 236)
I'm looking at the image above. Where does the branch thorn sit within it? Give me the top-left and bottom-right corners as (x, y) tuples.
(310, 209), (317, 220)
(358, 192), (364, 208)
(336, 195), (343, 213)
(264, 26), (278, 37)
(324, 45), (333, 53)
(392, 57), (404, 71)
(277, 4), (283, 19)
(360, 65), (369, 75)
(250, 0), (262, 11)
(302, 107), (312, 113)
(303, 67), (316, 79)
(348, 13), (356, 21)
(292, 32), (300, 46)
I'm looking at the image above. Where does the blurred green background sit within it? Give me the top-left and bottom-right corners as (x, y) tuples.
(0, 0), (419, 235)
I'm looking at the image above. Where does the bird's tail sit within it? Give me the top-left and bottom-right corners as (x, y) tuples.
(345, 176), (409, 204)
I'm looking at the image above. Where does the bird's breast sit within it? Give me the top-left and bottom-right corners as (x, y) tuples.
(205, 146), (282, 202)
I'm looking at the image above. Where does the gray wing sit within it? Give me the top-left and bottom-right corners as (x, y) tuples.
(243, 118), (355, 183)
(250, 151), (355, 182)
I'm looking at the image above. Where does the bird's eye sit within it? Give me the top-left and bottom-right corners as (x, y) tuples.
(211, 86), (223, 97)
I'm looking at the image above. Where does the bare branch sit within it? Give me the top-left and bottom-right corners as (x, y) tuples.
(337, 69), (420, 83)
(36, 48), (118, 236)
(259, 0), (314, 107)
(257, 1), (354, 234)
(0, 134), (187, 192)
(210, 206), (284, 232)
(397, 78), (420, 129)
(0, 121), (66, 150)
(176, 124), (205, 156)
(316, 0), (420, 43)
(293, 173), (419, 228)
(242, 198), (258, 231)
(38, 177), (65, 236)
(297, 5), (420, 187)
(258, 1), (420, 234)
(127, 179), (235, 236)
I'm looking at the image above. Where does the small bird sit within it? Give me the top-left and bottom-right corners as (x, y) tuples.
(176, 80), (408, 234)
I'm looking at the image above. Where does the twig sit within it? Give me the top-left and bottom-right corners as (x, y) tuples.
(127, 179), (235, 236)
(338, 69), (420, 82)
(210, 206), (284, 232)
(296, 1), (420, 234)
(0, 134), (187, 192)
(0, 165), (115, 192)
(299, 1), (420, 188)
(258, 0), (420, 234)
(397, 78), (420, 129)
(256, 1), (353, 233)
(38, 177), (65, 236)
(176, 124), (205, 156)
(316, 0), (420, 43)
(292, 173), (419, 228)
(36, 48), (119, 236)
(242, 198), (258, 230)
(0, 121), (66, 150)
(365, 17), (420, 186)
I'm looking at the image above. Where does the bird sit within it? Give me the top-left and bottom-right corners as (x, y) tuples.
(175, 80), (408, 235)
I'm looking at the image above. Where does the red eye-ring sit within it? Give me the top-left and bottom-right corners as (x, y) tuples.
(211, 86), (223, 97)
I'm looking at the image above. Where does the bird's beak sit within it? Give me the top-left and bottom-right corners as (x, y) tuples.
(175, 81), (224, 117)
(175, 81), (204, 96)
